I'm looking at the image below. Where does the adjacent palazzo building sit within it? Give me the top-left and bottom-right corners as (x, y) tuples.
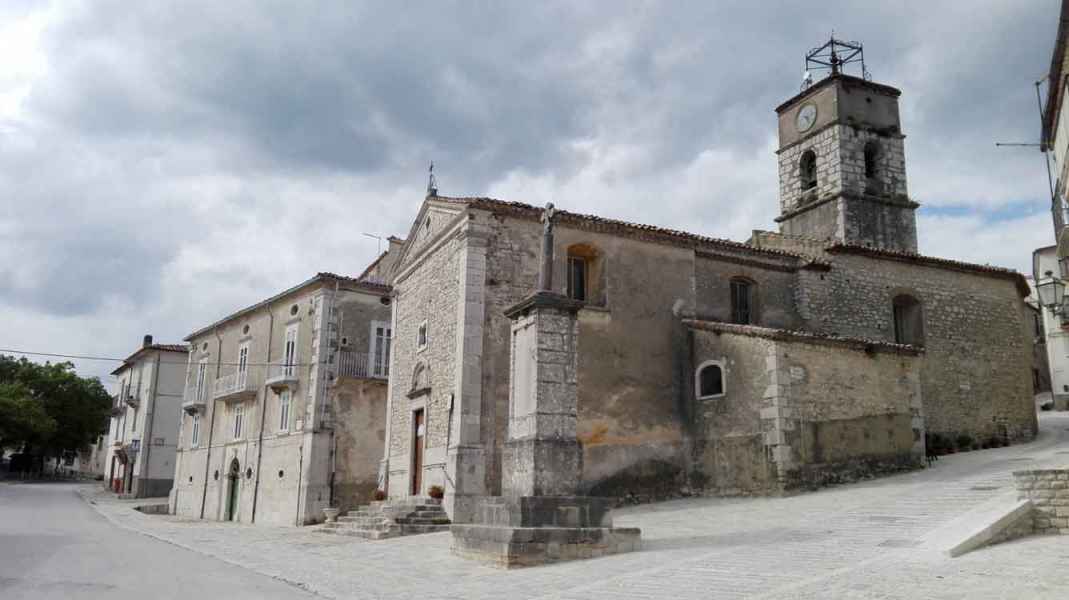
(170, 270), (393, 525)
(104, 336), (189, 497)
(378, 63), (1037, 521)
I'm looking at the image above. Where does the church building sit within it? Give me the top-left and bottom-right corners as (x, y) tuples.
(377, 46), (1037, 521)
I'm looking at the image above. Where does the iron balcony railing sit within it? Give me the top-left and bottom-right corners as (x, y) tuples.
(182, 381), (209, 414)
(266, 359), (300, 387)
(213, 370), (257, 401)
(337, 350), (387, 380)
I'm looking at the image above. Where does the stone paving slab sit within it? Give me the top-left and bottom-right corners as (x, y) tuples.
(80, 413), (1069, 600)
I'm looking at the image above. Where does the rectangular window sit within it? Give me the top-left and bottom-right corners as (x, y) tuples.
(278, 389), (291, 432)
(237, 342), (250, 389)
(284, 323), (299, 377)
(371, 321), (392, 377)
(417, 321), (428, 352)
(191, 413), (201, 448)
(195, 359), (209, 402)
(233, 404), (244, 440)
(730, 279), (753, 325)
(567, 256), (587, 302)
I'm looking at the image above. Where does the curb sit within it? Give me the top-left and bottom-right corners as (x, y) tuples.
(75, 488), (333, 599)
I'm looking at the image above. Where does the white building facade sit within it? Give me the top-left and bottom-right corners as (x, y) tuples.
(170, 273), (392, 526)
(104, 336), (189, 497)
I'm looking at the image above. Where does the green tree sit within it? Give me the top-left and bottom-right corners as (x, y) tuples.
(0, 355), (111, 460)
(0, 382), (57, 451)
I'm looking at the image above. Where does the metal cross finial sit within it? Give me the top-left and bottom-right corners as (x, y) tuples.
(427, 161), (438, 197)
(538, 202), (556, 291)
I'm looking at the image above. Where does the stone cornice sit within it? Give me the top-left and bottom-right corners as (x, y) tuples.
(684, 319), (923, 356)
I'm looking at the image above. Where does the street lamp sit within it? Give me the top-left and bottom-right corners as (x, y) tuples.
(1037, 270), (1066, 312)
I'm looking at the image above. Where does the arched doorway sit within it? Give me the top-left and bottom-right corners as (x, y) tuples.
(225, 458), (240, 522)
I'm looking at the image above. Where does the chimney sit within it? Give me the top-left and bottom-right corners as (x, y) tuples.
(143, 334), (153, 348)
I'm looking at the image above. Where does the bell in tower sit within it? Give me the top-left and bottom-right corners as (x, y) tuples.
(774, 38), (919, 253)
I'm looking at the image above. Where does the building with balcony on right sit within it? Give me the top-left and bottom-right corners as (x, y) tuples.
(170, 270), (393, 525)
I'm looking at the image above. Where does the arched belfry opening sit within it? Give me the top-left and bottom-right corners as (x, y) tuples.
(799, 150), (817, 192)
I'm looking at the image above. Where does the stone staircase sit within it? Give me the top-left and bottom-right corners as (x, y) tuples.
(318, 497), (450, 540)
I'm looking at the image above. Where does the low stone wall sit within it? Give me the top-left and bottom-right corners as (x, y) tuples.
(1013, 469), (1069, 534)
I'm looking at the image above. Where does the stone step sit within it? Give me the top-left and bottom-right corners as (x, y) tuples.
(399, 523), (451, 535)
(339, 516), (392, 526)
(395, 517), (451, 525)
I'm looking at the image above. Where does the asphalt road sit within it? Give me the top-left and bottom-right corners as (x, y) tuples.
(0, 482), (312, 599)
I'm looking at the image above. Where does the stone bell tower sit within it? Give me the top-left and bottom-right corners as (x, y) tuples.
(775, 38), (918, 253)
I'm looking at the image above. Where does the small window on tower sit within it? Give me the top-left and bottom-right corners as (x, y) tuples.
(799, 150), (817, 192)
(864, 141), (880, 179)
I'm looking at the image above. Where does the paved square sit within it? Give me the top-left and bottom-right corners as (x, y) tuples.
(83, 412), (1069, 599)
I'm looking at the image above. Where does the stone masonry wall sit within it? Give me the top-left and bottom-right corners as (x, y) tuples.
(690, 326), (922, 494)
(796, 252), (1036, 444)
(1014, 469), (1069, 534)
(386, 229), (462, 498)
(330, 378), (387, 514)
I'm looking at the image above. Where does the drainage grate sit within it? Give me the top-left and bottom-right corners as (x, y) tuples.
(878, 539), (920, 548)
(970, 485), (1000, 491)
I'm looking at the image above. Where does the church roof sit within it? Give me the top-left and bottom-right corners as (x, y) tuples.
(683, 319), (923, 356)
(824, 243), (1031, 297)
(432, 194), (827, 268)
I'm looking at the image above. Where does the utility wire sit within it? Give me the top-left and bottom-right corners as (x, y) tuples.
(0, 348), (319, 368)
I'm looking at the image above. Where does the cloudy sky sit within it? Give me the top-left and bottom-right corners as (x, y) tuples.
(0, 0), (1060, 384)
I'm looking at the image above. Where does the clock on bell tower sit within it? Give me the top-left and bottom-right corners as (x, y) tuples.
(774, 38), (918, 253)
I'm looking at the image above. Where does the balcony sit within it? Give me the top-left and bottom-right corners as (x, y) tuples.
(181, 385), (208, 415)
(213, 371), (257, 402)
(265, 359), (300, 391)
(337, 350), (387, 381)
(124, 394), (139, 409)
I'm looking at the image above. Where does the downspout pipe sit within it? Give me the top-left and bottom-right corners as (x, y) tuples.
(140, 351), (163, 498)
(199, 327), (223, 519)
(251, 308), (275, 523)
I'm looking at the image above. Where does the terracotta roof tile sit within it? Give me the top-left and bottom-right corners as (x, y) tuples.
(433, 195), (826, 266)
(683, 319), (923, 355)
(824, 243), (1030, 296)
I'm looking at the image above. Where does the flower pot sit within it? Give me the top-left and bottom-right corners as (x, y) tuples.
(323, 507), (340, 523)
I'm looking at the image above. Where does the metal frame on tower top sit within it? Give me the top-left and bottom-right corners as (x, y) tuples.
(803, 37), (870, 89)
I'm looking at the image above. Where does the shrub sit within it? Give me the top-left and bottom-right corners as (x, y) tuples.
(428, 485), (445, 499)
(372, 489), (386, 501)
(956, 434), (973, 451)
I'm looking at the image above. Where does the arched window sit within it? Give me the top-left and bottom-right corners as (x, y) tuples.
(799, 150), (817, 191)
(892, 294), (924, 346)
(730, 277), (756, 325)
(566, 243), (602, 304)
(864, 141), (879, 179)
(696, 361), (725, 399)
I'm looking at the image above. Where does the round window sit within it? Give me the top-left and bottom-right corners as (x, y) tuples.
(243, 324), (250, 335)
(278, 470), (284, 479)
(202, 342), (208, 351)
(290, 305), (299, 316)
(246, 468), (253, 479)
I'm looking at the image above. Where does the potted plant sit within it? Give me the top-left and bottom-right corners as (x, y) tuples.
(322, 506), (340, 523)
(428, 485), (445, 500)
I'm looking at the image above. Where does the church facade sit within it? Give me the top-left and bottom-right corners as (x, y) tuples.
(378, 72), (1037, 521)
